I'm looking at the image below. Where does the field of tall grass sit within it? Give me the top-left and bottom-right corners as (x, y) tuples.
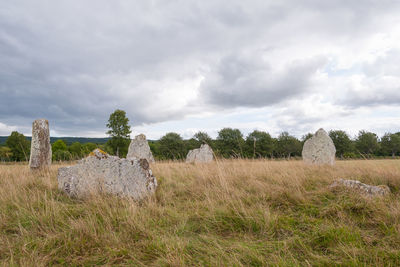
(0, 159), (400, 266)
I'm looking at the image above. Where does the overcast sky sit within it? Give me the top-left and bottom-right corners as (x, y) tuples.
(1, 0), (400, 139)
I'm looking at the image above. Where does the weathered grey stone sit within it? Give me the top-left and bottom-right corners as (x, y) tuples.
(330, 179), (390, 197)
(186, 144), (214, 163)
(57, 149), (157, 200)
(29, 119), (52, 169)
(302, 128), (336, 165)
(127, 134), (155, 163)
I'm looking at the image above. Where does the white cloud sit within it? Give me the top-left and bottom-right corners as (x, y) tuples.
(0, 122), (17, 136)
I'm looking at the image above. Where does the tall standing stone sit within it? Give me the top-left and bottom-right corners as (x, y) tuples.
(29, 119), (52, 169)
(302, 128), (336, 165)
(126, 134), (155, 163)
(186, 144), (214, 163)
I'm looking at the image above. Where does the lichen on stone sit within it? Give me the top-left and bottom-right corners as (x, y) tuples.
(89, 149), (108, 159)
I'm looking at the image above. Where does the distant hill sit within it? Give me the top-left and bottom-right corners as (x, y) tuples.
(0, 136), (109, 146)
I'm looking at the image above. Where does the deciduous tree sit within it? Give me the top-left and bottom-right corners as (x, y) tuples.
(68, 142), (83, 159)
(380, 133), (400, 158)
(216, 128), (244, 158)
(329, 130), (353, 158)
(106, 109), (131, 157)
(193, 131), (213, 145)
(245, 130), (274, 158)
(159, 132), (185, 160)
(0, 146), (12, 161)
(52, 140), (67, 153)
(355, 130), (379, 157)
(5, 131), (30, 161)
(276, 132), (301, 159)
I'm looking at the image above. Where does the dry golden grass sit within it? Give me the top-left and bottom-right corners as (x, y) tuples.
(0, 159), (400, 266)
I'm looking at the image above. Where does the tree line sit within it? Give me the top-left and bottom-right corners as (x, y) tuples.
(1, 128), (400, 162)
(1, 110), (399, 162)
(149, 129), (400, 160)
(0, 131), (100, 162)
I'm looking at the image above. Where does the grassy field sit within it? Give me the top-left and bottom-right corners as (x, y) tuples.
(0, 159), (400, 266)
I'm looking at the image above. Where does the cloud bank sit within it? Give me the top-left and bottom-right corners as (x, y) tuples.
(0, 0), (399, 137)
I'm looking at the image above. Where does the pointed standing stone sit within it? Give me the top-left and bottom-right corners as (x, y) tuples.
(29, 119), (52, 169)
(302, 128), (336, 165)
(127, 134), (155, 163)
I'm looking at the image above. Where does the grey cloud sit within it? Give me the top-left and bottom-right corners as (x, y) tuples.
(200, 54), (326, 108)
(271, 103), (352, 137)
(0, 0), (399, 136)
(341, 83), (400, 108)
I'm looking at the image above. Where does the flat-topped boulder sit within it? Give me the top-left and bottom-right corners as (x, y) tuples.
(29, 119), (52, 169)
(186, 144), (214, 163)
(58, 149), (157, 200)
(302, 128), (336, 165)
(330, 179), (390, 197)
(127, 134), (155, 163)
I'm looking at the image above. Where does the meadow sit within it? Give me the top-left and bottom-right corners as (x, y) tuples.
(0, 159), (400, 266)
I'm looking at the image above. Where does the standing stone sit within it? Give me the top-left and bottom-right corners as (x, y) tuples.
(127, 134), (155, 163)
(29, 119), (52, 169)
(302, 128), (336, 165)
(57, 149), (157, 200)
(186, 144), (214, 163)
